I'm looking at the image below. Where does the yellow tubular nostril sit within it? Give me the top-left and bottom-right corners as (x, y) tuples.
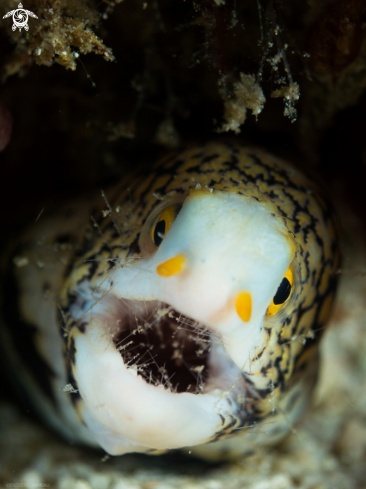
(235, 291), (252, 322)
(156, 254), (186, 277)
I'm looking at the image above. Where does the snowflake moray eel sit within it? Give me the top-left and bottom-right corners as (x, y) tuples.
(1, 141), (340, 458)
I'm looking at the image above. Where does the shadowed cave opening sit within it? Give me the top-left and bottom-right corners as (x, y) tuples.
(112, 304), (213, 394)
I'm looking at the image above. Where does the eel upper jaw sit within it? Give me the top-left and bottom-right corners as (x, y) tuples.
(106, 192), (295, 370)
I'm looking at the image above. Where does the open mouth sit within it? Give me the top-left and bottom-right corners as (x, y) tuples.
(113, 304), (211, 394)
(73, 295), (246, 453)
(108, 299), (242, 396)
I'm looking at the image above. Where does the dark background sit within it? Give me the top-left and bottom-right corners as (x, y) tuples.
(0, 0), (365, 241)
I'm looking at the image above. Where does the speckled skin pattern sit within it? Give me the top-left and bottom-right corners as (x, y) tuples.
(1, 141), (340, 456)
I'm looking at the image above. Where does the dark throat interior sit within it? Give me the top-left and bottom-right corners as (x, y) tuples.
(113, 305), (211, 394)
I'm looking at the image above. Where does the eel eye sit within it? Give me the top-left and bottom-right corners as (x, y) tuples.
(151, 206), (178, 246)
(267, 268), (293, 316)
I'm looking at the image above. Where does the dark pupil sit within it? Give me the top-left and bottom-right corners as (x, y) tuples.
(273, 277), (291, 305)
(153, 220), (166, 246)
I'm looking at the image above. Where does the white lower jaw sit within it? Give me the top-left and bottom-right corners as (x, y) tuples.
(72, 299), (244, 454)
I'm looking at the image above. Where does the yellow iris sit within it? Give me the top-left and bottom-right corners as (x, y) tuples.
(151, 206), (177, 246)
(267, 267), (293, 317)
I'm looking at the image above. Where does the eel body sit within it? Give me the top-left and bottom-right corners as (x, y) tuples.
(1, 141), (340, 458)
